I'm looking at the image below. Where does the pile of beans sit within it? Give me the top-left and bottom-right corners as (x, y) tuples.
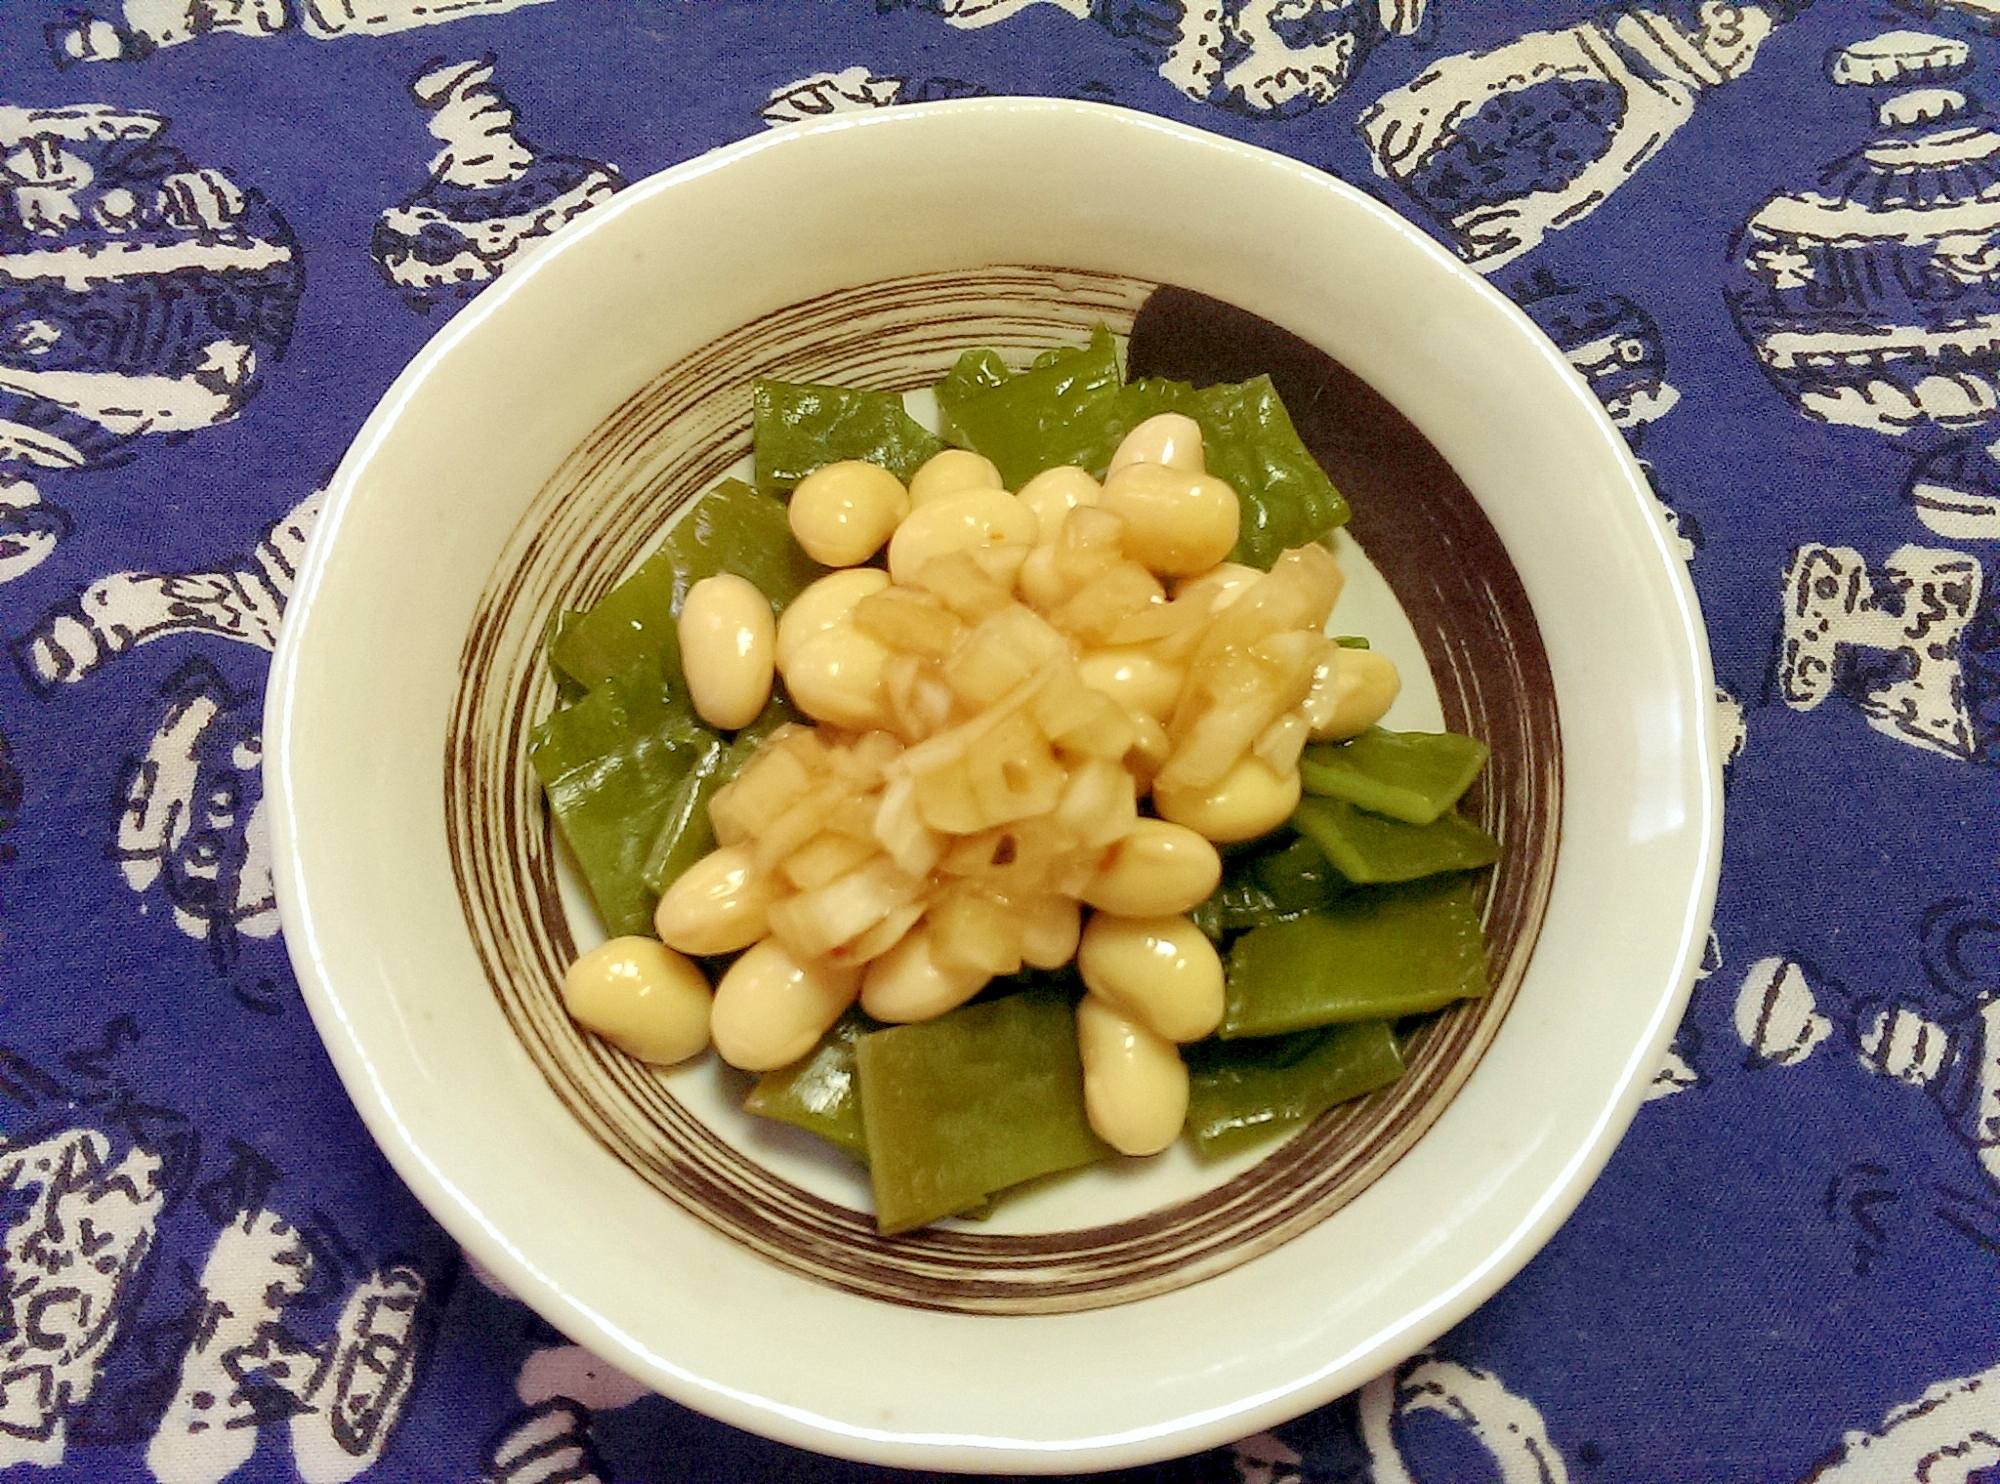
(563, 413), (1402, 1158)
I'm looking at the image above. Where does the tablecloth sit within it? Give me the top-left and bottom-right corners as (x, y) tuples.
(2, 0), (1997, 1479)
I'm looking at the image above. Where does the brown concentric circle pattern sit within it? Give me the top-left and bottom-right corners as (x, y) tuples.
(444, 266), (1561, 1315)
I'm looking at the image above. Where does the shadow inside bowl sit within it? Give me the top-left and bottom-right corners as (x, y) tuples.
(444, 266), (1560, 1316)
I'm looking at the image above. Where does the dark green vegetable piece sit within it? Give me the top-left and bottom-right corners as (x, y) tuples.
(1185, 1021), (1405, 1159)
(531, 662), (704, 934)
(546, 610), (593, 702)
(546, 562), (685, 701)
(1114, 375), (1349, 569)
(537, 472), (825, 929)
(528, 666), (690, 788)
(935, 347), (1011, 406)
(1290, 797), (1500, 884)
(638, 735), (725, 895)
(932, 328), (1347, 567)
(668, 477), (827, 610)
(855, 988), (1107, 1234)
(1254, 834), (1350, 911)
(1298, 728), (1491, 826)
(1221, 875), (1489, 1039)
(934, 325), (1126, 488)
(1190, 834), (1347, 941)
(549, 479), (817, 692)
(543, 723), (705, 937)
(1191, 875), (1288, 942)
(753, 379), (944, 492)
(745, 1010), (872, 1158)
(530, 680), (639, 791)
(1032, 342), (1086, 369)
(640, 694), (795, 894)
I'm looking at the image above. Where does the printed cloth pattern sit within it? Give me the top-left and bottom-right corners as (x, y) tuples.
(1, 2), (1996, 1481)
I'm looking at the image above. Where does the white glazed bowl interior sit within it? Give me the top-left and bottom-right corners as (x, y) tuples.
(269, 99), (1719, 1472)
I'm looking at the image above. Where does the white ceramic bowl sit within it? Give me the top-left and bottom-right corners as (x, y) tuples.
(268, 99), (1720, 1472)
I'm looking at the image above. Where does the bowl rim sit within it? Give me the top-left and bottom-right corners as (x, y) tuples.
(267, 96), (1723, 1471)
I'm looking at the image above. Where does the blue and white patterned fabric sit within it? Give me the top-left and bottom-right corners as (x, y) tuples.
(3, 2), (1998, 1480)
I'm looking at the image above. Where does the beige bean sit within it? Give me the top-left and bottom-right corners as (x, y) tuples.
(859, 926), (990, 1023)
(776, 567), (890, 670)
(563, 936), (712, 1065)
(1076, 912), (1224, 1043)
(710, 937), (861, 1071)
(1015, 465), (1101, 545)
(1015, 542), (1067, 610)
(653, 843), (772, 956)
(1304, 646), (1402, 740)
(1107, 412), (1205, 477)
(1082, 819), (1222, 917)
(886, 487), (1037, 584)
(1152, 754), (1302, 844)
(1019, 894), (1082, 970)
(1076, 993), (1189, 1156)
(789, 460), (910, 567)
(779, 620), (894, 730)
(1077, 645), (1184, 720)
(1097, 463), (1239, 576)
(1126, 709), (1171, 790)
(909, 448), (1004, 506)
(678, 573), (775, 730)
